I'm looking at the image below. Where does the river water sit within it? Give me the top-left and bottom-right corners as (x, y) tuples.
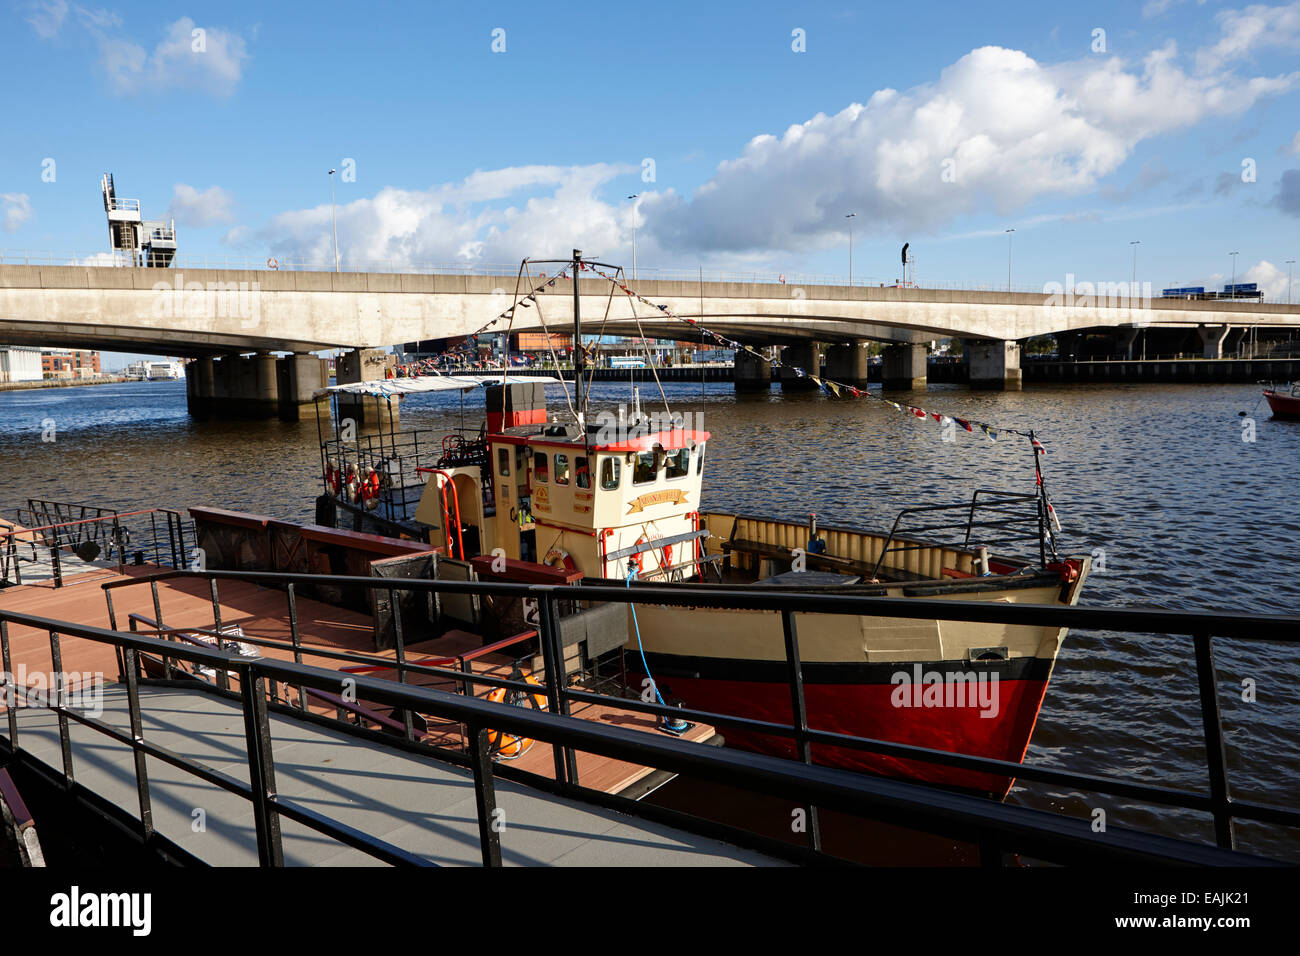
(2, 377), (1297, 859)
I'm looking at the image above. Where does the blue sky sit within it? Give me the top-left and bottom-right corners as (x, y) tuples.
(2, 0), (1299, 363)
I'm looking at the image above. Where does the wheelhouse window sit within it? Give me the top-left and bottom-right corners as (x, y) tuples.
(554, 454), (570, 485)
(600, 457), (620, 490)
(497, 448), (510, 477)
(575, 456), (590, 489)
(665, 448), (690, 479)
(633, 451), (657, 485)
(533, 452), (549, 483)
(696, 442), (706, 474)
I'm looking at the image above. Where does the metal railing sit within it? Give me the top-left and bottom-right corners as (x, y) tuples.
(0, 249), (1052, 293)
(2, 582), (1293, 866)
(868, 489), (1052, 578)
(1, 503), (194, 588)
(86, 566), (1300, 864)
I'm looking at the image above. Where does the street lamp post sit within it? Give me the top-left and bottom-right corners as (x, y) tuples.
(328, 169), (339, 273)
(1129, 240), (1140, 291)
(1287, 258), (1295, 305)
(1229, 251), (1238, 297)
(627, 194), (638, 279)
(1005, 228), (1015, 292)
(845, 213), (856, 286)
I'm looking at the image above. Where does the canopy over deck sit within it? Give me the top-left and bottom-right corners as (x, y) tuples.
(314, 374), (562, 400)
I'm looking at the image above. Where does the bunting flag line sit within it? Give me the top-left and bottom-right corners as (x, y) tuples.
(385, 260), (1047, 460)
(576, 262), (1046, 455)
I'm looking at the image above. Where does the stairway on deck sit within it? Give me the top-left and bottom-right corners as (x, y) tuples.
(10, 684), (780, 867)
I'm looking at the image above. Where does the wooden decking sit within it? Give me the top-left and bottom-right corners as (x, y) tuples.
(0, 563), (715, 797)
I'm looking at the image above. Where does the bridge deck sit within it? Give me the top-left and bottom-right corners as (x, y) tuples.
(9, 685), (777, 866)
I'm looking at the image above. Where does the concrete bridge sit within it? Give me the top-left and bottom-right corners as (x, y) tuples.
(2, 263), (1297, 415)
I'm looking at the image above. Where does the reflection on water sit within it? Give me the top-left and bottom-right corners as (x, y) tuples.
(2, 377), (1297, 857)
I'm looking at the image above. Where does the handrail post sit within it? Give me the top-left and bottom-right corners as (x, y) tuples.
(286, 584), (306, 711)
(468, 725), (503, 866)
(390, 586), (414, 741)
(47, 629), (74, 788)
(113, 519), (125, 573)
(121, 647), (154, 841)
(150, 579), (172, 681)
(50, 525), (62, 587)
(781, 609), (820, 853)
(535, 591), (573, 787)
(1, 619), (17, 747)
(208, 577), (228, 692)
(1193, 631), (1235, 849)
(239, 664), (283, 866)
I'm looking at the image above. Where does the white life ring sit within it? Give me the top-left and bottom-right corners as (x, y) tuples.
(778, 274), (786, 284)
(267, 257), (279, 270)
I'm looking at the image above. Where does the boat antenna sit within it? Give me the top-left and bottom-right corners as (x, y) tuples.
(572, 248), (585, 426)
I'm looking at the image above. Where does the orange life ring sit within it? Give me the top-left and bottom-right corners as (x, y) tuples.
(361, 468), (381, 504)
(267, 257), (278, 270)
(662, 543), (673, 568)
(629, 535), (648, 575)
(326, 463), (341, 496)
(543, 548), (577, 573)
(485, 674), (546, 759)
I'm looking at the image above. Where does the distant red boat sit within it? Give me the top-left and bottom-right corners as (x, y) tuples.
(1264, 384), (1300, 420)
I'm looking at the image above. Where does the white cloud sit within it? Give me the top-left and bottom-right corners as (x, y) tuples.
(1240, 259), (1293, 299)
(166, 184), (236, 227)
(261, 164), (634, 269)
(254, 9), (1300, 269)
(30, 12), (249, 97)
(1, 194), (33, 232)
(1197, 2), (1300, 71)
(25, 0), (68, 38)
(644, 40), (1299, 253)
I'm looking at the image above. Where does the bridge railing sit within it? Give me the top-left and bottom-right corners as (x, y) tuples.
(0, 248), (1055, 292)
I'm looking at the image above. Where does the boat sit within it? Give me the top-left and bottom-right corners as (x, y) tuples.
(312, 251), (1090, 797)
(1264, 382), (1300, 420)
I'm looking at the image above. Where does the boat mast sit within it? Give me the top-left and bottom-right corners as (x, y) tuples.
(572, 247), (585, 423)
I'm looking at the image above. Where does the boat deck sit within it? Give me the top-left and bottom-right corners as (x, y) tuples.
(0, 564), (715, 797)
(9, 684), (777, 866)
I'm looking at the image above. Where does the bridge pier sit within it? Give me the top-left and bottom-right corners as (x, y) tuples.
(1115, 327), (1140, 360)
(336, 348), (394, 427)
(966, 340), (1022, 391)
(185, 352), (278, 418)
(277, 353), (330, 419)
(779, 343), (822, 390)
(1198, 324), (1231, 359)
(881, 343), (927, 390)
(733, 348), (772, 392)
(186, 351), (330, 420)
(824, 343), (871, 389)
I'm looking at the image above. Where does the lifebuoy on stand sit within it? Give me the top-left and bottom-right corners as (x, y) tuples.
(485, 671), (547, 759)
(267, 257), (279, 270)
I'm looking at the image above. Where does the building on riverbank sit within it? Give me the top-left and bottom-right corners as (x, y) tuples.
(0, 346), (42, 383)
(40, 349), (101, 379)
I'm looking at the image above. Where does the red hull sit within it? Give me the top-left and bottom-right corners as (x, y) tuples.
(1265, 389), (1300, 420)
(645, 667), (1052, 796)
